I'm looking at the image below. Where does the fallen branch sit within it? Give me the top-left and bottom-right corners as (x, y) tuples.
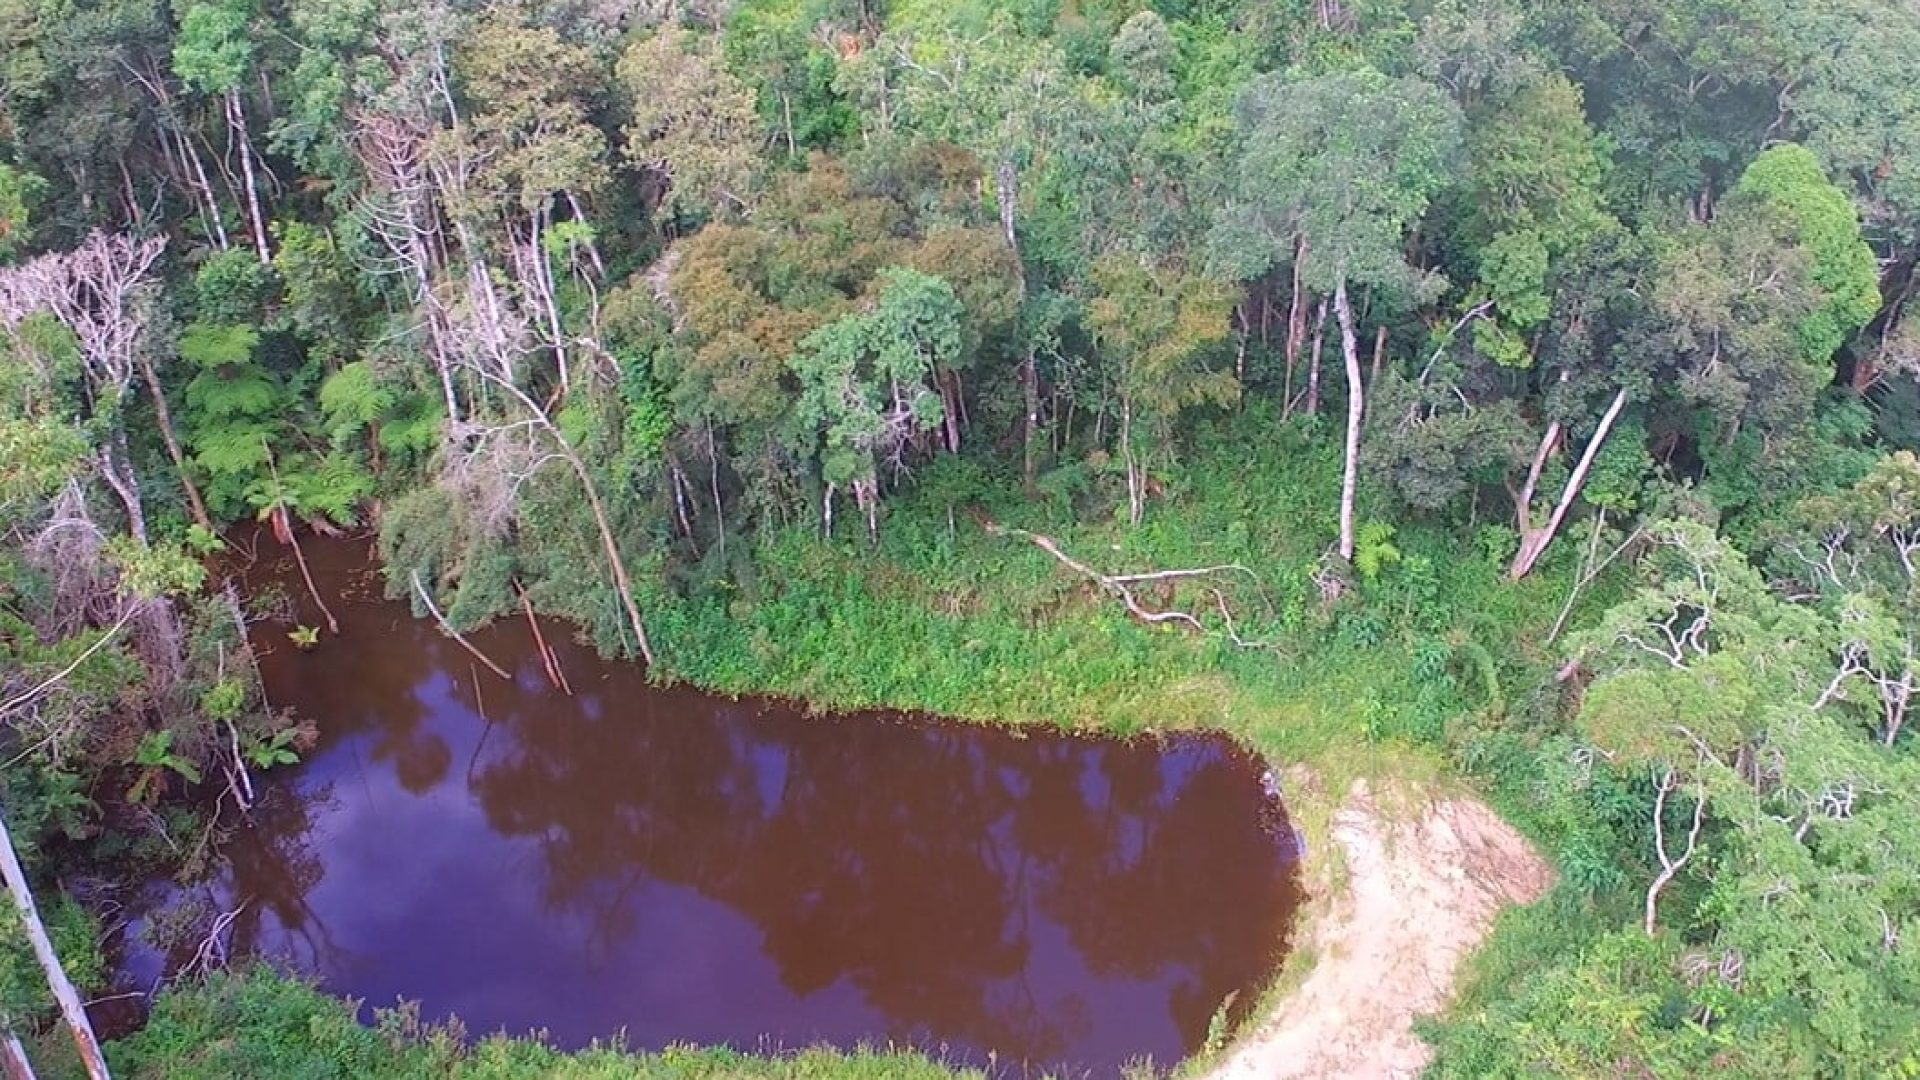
(1106, 564), (1259, 585)
(184, 901), (248, 980)
(1211, 588), (1282, 652)
(410, 571), (510, 681)
(516, 583), (571, 695)
(986, 523), (1204, 629)
(985, 523), (1272, 643)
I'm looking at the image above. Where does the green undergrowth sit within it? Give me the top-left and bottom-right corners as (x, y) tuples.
(650, 418), (1591, 789)
(107, 969), (1002, 1080)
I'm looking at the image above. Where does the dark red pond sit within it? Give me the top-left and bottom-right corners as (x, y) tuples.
(121, 536), (1302, 1077)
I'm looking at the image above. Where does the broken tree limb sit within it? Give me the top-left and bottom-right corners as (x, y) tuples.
(410, 571), (510, 681)
(516, 583), (571, 695)
(1511, 387), (1630, 579)
(984, 523), (1280, 645)
(1105, 565), (1259, 586)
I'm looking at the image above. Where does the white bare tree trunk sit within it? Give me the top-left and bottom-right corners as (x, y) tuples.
(0, 813), (109, 1080)
(226, 90), (271, 264)
(1333, 280), (1364, 563)
(1511, 388), (1630, 579)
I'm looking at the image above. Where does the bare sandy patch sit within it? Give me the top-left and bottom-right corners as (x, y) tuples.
(1204, 778), (1552, 1080)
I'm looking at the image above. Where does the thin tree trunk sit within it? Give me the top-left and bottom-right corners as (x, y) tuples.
(410, 571), (510, 680)
(1644, 771), (1706, 936)
(1511, 388), (1630, 579)
(1233, 304), (1249, 393)
(99, 428), (148, 547)
(0, 813), (110, 1080)
(1121, 395), (1142, 526)
(1306, 298), (1328, 416)
(994, 159), (1040, 487)
(707, 418), (726, 562)
(1370, 323), (1388, 388)
(264, 448), (339, 634)
(278, 509), (339, 636)
(940, 368), (961, 452)
(562, 449), (654, 668)
(1333, 280), (1364, 563)
(227, 91), (270, 264)
(136, 353), (212, 533)
(1285, 237), (1307, 402)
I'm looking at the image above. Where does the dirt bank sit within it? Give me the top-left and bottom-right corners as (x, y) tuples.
(1206, 779), (1553, 1080)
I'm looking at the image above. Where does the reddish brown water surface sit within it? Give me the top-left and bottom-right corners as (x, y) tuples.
(131, 537), (1301, 1077)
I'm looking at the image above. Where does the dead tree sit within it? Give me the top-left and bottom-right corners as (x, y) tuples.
(0, 233), (212, 538)
(1645, 767), (1707, 936)
(445, 263), (657, 666)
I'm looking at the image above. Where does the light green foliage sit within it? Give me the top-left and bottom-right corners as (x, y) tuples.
(454, 15), (608, 212)
(317, 360), (392, 444)
(1086, 254), (1235, 520)
(1657, 192), (1830, 439)
(171, 0), (255, 94)
(620, 24), (762, 220)
(114, 968), (989, 1079)
(788, 267), (959, 509)
(0, 895), (103, 1032)
(0, 162), (43, 261)
(1213, 66), (1463, 299)
(2, 1), (1920, 1075)
(724, 0), (858, 153)
(270, 220), (361, 352)
(1733, 144), (1882, 366)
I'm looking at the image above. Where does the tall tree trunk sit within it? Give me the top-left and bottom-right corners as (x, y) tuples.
(0, 813), (110, 1080)
(994, 159), (1040, 488)
(940, 368), (961, 453)
(1511, 388), (1630, 579)
(226, 90), (270, 265)
(1333, 280), (1364, 563)
(1644, 771), (1706, 936)
(136, 353), (212, 533)
(98, 433), (148, 548)
(1121, 394), (1142, 526)
(1285, 237), (1307, 395)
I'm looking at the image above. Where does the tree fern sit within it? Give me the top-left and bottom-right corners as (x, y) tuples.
(317, 360), (393, 444)
(1354, 520), (1403, 582)
(185, 367), (280, 419)
(177, 321), (260, 370)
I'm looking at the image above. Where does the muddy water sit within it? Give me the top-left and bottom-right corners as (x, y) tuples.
(138, 536), (1301, 1077)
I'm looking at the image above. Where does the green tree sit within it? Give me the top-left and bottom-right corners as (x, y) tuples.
(172, 0), (273, 262)
(1085, 255), (1235, 525)
(1212, 66), (1463, 563)
(787, 267), (961, 538)
(620, 24), (762, 221)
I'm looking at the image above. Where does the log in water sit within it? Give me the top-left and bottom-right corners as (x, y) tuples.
(121, 536), (1302, 1078)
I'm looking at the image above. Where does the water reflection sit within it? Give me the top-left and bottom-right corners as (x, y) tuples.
(154, 538), (1301, 1077)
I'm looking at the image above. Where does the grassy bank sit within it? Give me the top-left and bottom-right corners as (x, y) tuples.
(107, 970), (999, 1079)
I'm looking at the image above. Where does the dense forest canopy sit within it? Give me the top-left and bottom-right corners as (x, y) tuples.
(2, 0), (1920, 1076)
